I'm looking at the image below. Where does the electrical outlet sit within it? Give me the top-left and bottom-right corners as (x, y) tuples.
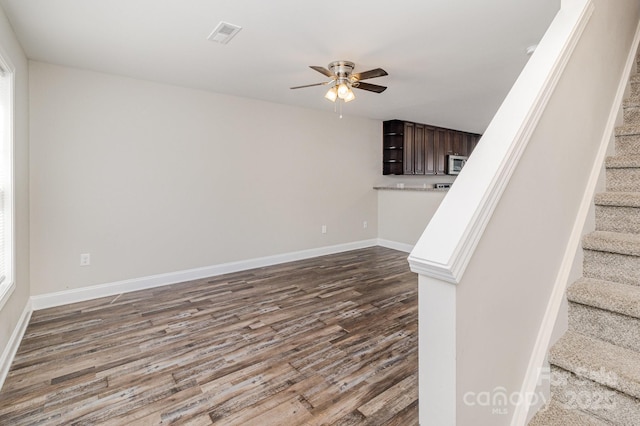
(80, 253), (91, 266)
(363, 221), (368, 229)
(321, 225), (327, 234)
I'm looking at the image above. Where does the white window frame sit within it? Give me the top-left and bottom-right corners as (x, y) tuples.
(0, 46), (15, 312)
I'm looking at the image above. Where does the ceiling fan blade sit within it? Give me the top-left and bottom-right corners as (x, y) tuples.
(352, 68), (388, 81)
(290, 82), (329, 89)
(353, 81), (387, 93)
(309, 66), (335, 78)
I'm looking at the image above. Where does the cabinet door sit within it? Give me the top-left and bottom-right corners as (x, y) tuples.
(434, 129), (448, 175)
(414, 124), (425, 175)
(450, 131), (463, 155)
(461, 133), (472, 156)
(403, 122), (415, 175)
(472, 134), (481, 154)
(425, 127), (436, 175)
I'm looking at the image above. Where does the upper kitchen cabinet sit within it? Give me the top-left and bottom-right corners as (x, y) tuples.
(404, 122), (427, 175)
(382, 120), (405, 175)
(383, 119), (481, 175)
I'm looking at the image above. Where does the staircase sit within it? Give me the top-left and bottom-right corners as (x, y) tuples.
(529, 58), (640, 425)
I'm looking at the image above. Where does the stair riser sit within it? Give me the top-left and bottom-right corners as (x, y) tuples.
(595, 205), (640, 234)
(569, 302), (640, 352)
(624, 105), (640, 123)
(615, 135), (640, 156)
(549, 366), (640, 425)
(606, 168), (640, 192)
(583, 250), (640, 286)
(528, 403), (610, 426)
(631, 81), (640, 98)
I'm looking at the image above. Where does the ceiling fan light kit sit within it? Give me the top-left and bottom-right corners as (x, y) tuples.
(333, 81), (355, 103)
(337, 82), (350, 98)
(324, 86), (338, 102)
(342, 89), (355, 103)
(291, 60), (388, 107)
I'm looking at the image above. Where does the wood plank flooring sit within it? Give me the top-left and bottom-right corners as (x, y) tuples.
(0, 246), (418, 425)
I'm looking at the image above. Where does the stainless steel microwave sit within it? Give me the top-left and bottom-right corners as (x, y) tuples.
(447, 155), (468, 175)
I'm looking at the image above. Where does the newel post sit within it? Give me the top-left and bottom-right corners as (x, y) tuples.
(416, 272), (457, 425)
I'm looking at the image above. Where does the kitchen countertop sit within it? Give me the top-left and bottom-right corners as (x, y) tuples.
(373, 185), (450, 192)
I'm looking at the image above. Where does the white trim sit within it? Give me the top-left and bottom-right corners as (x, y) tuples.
(419, 275), (456, 426)
(31, 239), (380, 310)
(0, 280), (15, 311)
(408, 0), (594, 284)
(0, 298), (32, 391)
(376, 238), (413, 253)
(0, 43), (16, 310)
(407, 255), (457, 282)
(510, 16), (640, 426)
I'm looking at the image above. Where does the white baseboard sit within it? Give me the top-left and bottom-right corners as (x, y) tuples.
(376, 238), (414, 253)
(0, 299), (32, 391)
(31, 239), (384, 311)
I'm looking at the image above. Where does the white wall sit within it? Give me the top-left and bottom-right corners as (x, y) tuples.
(29, 62), (381, 295)
(377, 189), (447, 246)
(0, 5), (30, 369)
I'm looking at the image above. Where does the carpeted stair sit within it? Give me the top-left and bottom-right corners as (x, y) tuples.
(529, 58), (640, 425)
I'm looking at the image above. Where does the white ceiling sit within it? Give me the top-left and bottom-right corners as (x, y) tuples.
(0, 0), (559, 133)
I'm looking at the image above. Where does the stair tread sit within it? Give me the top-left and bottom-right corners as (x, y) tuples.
(623, 96), (640, 108)
(528, 401), (611, 426)
(583, 230), (640, 256)
(605, 154), (640, 167)
(615, 125), (640, 136)
(550, 331), (640, 399)
(595, 191), (640, 207)
(568, 277), (640, 319)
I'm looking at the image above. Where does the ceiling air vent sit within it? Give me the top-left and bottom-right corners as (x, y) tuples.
(207, 21), (242, 44)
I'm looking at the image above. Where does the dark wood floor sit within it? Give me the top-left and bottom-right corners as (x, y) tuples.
(0, 246), (418, 425)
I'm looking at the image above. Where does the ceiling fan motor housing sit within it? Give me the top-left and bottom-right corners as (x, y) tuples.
(329, 61), (355, 85)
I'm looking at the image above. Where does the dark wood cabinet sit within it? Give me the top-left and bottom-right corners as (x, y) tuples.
(463, 132), (481, 156)
(434, 128), (449, 175)
(382, 120), (405, 175)
(383, 119), (481, 175)
(403, 122), (414, 175)
(424, 127), (435, 175)
(401, 122), (428, 175)
(414, 124), (426, 175)
(450, 131), (463, 157)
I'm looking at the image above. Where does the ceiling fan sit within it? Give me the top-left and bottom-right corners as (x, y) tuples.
(290, 60), (388, 103)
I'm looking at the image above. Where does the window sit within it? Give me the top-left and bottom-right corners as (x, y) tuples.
(0, 51), (14, 309)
